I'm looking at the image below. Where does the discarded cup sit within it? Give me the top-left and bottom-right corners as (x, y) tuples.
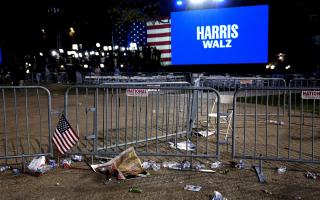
(277, 166), (286, 174)
(184, 184), (202, 192)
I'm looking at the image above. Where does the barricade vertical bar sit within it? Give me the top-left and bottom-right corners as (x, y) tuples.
(156, 91), (159, 152)
(145, 94), (148, 152)
(277, 90), (280, 158)
(312, 99), (315, 160)
(300, 97), (303, 159)
(288, 90), (292, 159)
(14, 89), (19, 156)
(125, 91), (128, 150)
(254, 90), (258, 159)
(266, 92), (269, 157)
(36, 89), (43, 151)
(47, 88), (52, 157)
(25, 89), (30, 155)
(105, 88), (109, 149)
(116, 88), (120, 152)
(76, 88), (79, 138)
(94, 88), (98, 154)
(2, 89), (7, 162)
(102, 89), (105, 148)
(85, 88), (89, 149)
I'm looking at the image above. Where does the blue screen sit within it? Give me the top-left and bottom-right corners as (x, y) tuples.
(171, 5), (269, 65)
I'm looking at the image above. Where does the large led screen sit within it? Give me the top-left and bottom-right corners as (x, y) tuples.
(171, 5), (269, 65)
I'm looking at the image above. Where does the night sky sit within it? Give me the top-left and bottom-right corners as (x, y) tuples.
(0, 0), (320, 73)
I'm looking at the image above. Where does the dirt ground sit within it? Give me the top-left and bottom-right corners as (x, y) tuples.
(0, 83), (320, 200)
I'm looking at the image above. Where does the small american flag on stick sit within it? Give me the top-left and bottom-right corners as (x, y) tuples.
(52, 114), (79, 155)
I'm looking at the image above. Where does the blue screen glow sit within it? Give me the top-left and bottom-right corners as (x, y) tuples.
(171, 5), (269, 65)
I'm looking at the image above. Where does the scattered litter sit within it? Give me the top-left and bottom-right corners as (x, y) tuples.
(194, 162), (205, 170)
(49, 160), (57, 169)
(12, 168), (20, 176)
(71, 155), (82, 162)
(55, 182), (60, 186)
(262, 189), (273, 195)
(212, 191), (227, 200)
(142, 160), (161, 171)
(168, 140), (196, 151)
(162, 161), (181, 170)
(182, 161), (191, 169)
(61, 159), (72, 169)
(198, 169), (216, 173)
(27, 156), (51, 175)
(0, 166), (10, 173)
(218, 169), (230, 174)
(211, 161), (223, 169)
(184, 184), (202, 192)
(306, 171), (317, 180)
(195, 130), (215, 137)
(235, 160), (245, 169)
(90, 147), (145, 180)
(129, 187), (142, 193)
(277, 166), (286, 174)
(269, 120), (284, 125)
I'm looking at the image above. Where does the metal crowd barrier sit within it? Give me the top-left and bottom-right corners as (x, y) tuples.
(0, 86), (52, 164)
(232, 88), (320, 164)
(64, 85), (221, 159)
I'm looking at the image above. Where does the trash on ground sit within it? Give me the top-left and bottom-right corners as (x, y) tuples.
(49, 160), (57, 169)
(219, 169), (230, 174)
(0, 166), (10, 173)
(27, 156), (51, 175)
(211, 161), (223, 169)
(269, 120), (284, 125)
(306, 171), (317, 180)
(61, 159), (72, 168)
(129, 187), (142, 193)
(212, 191), (227, 200)
(162, 161), (182, 170)
(12, 168), (20, 176)
(262, 189), (273, 195)
(277, 166), (286, 174)
(168, 140), (196, 151)
(182, 161), (191, 169)
(235, 160), (245, 169)
(71, 155), (82, 162)
(184, 184), (202, 192)
(198, 169), (216, 173)
(90, 147), (145, 180)
(194, 162), (205, 170)
(195, 130), (215, 137)
(142, 160), (161, 171)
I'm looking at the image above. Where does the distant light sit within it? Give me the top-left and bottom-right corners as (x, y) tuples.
(78, 53), (83, 58)
(84, 51), (89, 56)
(101, 52), (105, 56)
(107, 52), (109, 56)
(176, 0), (183, 6)
(69, 27), (75, 37)
(120, 47), (125, 52)
(108, 46), (112, 51)
(100, 63), (105, 68)
(83, 64), (88, 68)
(96, 43), (101, 48)
(270, 64), (275, 70)
(120, 64), (124, 68)
(74, 53), (79, 58)
(51, 50), (57, 57)
(94, 52), (99, 56)
(103, 46), (108, 51)
(60, 64), (64, 69)
(285, 65), (291, 70)
(72, 44), (78, 50)
(59, 49), (64, 53)
(114, 45), (119, 50)
(129, 43), (137, 51)
(67, 51), (74, 56)
(266, 64), (270, 69)
(28, 63), (31, 67)
(124, 52), (127, 56)
(41, 29), (45, 33)
(189, 0), (205, 4)
(26, 69), (30, 74)
(90, 51), (95, 55)
(39, 52), (43, 56)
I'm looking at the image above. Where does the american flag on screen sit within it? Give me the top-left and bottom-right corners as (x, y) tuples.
(147, 19), (171, 66)
(113, 19), (172, 66)
(52, 114), (79, 155)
